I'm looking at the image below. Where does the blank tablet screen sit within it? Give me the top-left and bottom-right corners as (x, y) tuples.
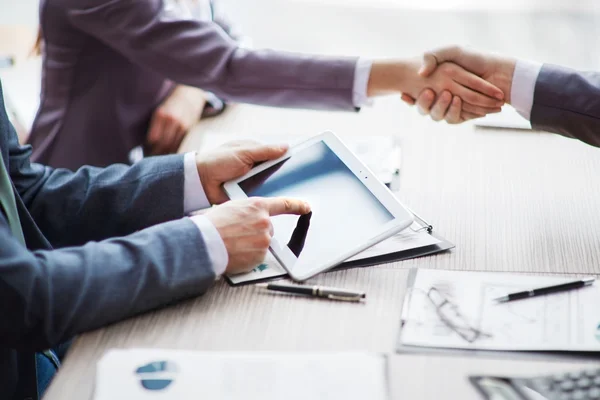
(238, 140), (394, 271)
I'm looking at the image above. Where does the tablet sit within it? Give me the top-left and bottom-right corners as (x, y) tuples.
(223, 131), (413, 281)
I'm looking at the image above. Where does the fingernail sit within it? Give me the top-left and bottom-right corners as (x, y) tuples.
(495, 93), (504, 100)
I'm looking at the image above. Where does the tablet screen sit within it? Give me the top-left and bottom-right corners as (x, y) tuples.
(238, 140), (394, 271)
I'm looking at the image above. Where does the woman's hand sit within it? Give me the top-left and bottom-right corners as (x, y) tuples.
(146, 85), (207, 155)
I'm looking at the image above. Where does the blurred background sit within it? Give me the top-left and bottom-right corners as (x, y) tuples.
(1, 0), (600, 67)
(1, 0), (600, 144)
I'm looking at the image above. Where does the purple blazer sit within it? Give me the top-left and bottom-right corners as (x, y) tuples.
(29, 0), (357, 169)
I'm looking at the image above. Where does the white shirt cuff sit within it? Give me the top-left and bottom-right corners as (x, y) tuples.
(353, 58), (374, 107)
(183, 152), (211, 214)
(511, 60), (543, 120)
(189, 215), (228, 276)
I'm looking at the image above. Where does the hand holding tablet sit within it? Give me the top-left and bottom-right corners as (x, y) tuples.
(224, 131), (414, 281)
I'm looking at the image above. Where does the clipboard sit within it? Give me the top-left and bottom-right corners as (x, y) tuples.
(225, 210), (454, 286)
(395, 269), (600, 362)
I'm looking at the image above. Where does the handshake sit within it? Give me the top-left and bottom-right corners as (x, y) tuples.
(370, 46), (516, 124)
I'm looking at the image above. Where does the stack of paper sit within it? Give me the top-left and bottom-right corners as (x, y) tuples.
(95, 349), (388, 400)
(400, 269), (600, 352)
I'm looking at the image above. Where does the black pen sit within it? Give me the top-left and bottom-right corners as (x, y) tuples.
(256, 283), (366, 302)
(494, 277), (596, 303)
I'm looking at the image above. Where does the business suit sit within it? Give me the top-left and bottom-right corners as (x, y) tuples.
(530, 65), (600, 147)
(29, 0), (357, 169)
(0, 79), (217, 399)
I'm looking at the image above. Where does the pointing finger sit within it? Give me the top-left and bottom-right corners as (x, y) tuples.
(260, 197), (311, 216)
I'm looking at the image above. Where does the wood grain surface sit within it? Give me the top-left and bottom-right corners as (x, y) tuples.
(43, 3), (600, 399)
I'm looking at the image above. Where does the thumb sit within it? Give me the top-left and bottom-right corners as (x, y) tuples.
(418, 46), (466, 77)
(400, 93), (417, 105)
(418, 53), (439, 77)
(243, 143), (289, 163)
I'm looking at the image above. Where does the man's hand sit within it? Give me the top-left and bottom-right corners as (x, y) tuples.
(196, 141), (289, 205)
(147, 85), (207, 155)
(401, 47), (517, 124)
(367, 57), (505, 116)
(204, 197), (311, 274)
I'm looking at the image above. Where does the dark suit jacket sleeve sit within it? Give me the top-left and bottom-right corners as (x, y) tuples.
(1, 98), (217, 351)
(0, 217), (216, 351)
(62, 0), (357, 111)
(531, 64), (600, 147)
(9, 127), (187, 248)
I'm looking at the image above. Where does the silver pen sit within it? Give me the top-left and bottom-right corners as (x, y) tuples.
(256, 283), (366, 302)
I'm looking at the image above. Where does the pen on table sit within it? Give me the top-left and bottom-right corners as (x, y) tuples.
(255, 283), (366, 302)
(493, 277), (596, 303)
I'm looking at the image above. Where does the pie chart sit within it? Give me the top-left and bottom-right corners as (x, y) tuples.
(135, 360), (178, 391)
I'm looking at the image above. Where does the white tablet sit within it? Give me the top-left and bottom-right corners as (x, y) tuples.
(223, 131), (414, 281)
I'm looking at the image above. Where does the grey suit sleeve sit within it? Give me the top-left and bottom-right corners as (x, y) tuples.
(10, 136), (187, 247)
(64, 0), (357, 111)
(531, 64), (600, 147)
(0, 217), (216, 351)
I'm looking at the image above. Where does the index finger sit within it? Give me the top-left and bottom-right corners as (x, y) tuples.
(259, 197), (311, 216)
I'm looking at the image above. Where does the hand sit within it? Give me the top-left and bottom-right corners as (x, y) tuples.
(401, 46), (517, 123)
(196, 140), (289, 205)
(367, 57), (505, 114)
(147, 85), (207, 155)
(204, 197), (311, 274)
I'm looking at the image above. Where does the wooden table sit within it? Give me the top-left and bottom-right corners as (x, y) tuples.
(44, 99), (600, 399)
(43, 3), (600, 399)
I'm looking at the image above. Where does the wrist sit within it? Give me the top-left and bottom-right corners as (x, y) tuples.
(195, 154), (214, 204)
(367, 59), (415, 97)
(494, 57), (517, 104)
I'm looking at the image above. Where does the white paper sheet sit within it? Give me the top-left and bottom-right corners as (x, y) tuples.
(227, 225), (441, 284)
(95, 349), (388, 400)
(473, 106), (532, 130)
(401, 269), (600, 352)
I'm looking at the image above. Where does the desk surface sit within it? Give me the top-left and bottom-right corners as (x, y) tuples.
(43, 4), (600, 399)
(44, 100), (600, 399)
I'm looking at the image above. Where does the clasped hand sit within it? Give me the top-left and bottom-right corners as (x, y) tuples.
(399, 46), (517, 123)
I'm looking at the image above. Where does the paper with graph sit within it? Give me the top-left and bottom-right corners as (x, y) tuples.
(95, 349), (388, 400)
(400, 269), (600, 352)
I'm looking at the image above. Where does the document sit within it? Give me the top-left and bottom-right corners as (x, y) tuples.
(474, 105), (531, 130)
(400, 269), (600, 352)
(95, 349), (388, 400)
(227, 223), (442, 285)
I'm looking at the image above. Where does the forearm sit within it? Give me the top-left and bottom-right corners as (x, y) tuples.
(15, 154), (187, 247)
(68, 0), (357, 111)
(0, 218), (215, 351)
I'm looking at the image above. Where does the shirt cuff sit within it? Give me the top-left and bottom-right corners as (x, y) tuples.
(511, 60), (543, 120)
(353, 58), (374, 107)
(183, 152), (211, 214)
(189, 215), (228, 276)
